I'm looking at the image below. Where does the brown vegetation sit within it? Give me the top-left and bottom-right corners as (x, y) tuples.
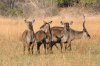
(0, 15), (100, 66)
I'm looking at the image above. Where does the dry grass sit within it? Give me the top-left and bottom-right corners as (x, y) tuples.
(0, 15), (100, 66)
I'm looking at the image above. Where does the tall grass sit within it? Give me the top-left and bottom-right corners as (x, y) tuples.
(0, 16), (100, 66)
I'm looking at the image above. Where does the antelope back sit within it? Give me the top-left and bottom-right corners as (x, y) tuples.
(51, 27), (63, 37)
(35, 30), (47, 42)
(51, 27), (63, 41)
(68, 15), (91, 40)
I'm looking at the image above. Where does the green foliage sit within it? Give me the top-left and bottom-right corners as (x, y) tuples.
(0, 1), (23, 16)
(80, 0), (100, 10)
(7, 8), (23, 16)
(57, 0), (97, 7)
(80, 0), (96, 4)
(0, 0), (100, 16)
(92, 0), (100, 10)
(80, 0), (96, 6)
(57, 0), (77, 7)
(0, 2), (6, 9)
(0, 2), (7, 15)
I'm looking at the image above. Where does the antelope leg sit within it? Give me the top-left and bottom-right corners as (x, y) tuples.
(54, 44), (59, 49)
(60, 42), (63, 53)
(23, 44), (25, 55)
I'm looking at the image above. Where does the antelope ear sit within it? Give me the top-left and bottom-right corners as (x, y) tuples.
(60, 21), (64, 25)
(32, 19), (35, 23)
(43, 21), (46, 24)
(69, 21), (73, 25)
(49, 21), (52, 24)
(24, 19), (27, 23)
(83, 14), (85, 19)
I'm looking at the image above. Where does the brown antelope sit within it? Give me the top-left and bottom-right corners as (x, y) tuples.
(21, 19), (35, 55)
(35, 21), (58, 54)
(47, 22), (73, 53)
(40, 21), (66, 53)
(50, 21), (73, 52)
(40, 21), (54, 53)
(60, 21), (73, 51)
(35, 22), (59, 54)
(35, 30), (47, 54)
(63, 15), (91, 51)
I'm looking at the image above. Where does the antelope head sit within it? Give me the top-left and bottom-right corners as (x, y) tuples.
(24, 19), (35, 31)
(40, 21), (52, 32)
(60, 21), (73, 31)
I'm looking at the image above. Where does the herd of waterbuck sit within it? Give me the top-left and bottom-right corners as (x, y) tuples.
(21, 15), (91, 55)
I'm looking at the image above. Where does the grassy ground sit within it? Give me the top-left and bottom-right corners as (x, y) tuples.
(0, 16), (100, 66)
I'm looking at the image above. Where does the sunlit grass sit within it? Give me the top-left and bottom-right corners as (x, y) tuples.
(0, 16), (100, 66)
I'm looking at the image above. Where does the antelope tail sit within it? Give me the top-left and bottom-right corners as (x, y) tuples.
(83, 15), (86, 29)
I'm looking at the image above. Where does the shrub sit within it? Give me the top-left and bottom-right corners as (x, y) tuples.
(7, 8), (23, 16)
(0, 1), (23, 16)
(57, 0), (75, 7)
(0, 2), (7, 15)
(80, 0), (96, 7)
(93, 0), (100, 10)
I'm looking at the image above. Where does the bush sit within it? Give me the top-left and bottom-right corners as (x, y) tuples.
(80, 0), (96, 7)
(0, 1), (23, 16)
(57, 0), (81, 7)
(7, 8), (23, 16)
(58, 0), (75, 7)
(79, 0), (100, 11)
(0, 2), (7, 15)
(0, 0), (100, 17)
(93, 0), (100, 10)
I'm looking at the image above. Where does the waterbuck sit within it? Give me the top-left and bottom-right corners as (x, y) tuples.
(35, 30), (47, 54)
(64, 15), (91, 51)
(48, 22), (73, 53)
(40, 21), (66, 53)
(21, 19), (35, 55)
(35, 21), (59, 54)
(50, 21), (73, 52)
(60, 21), (73, 51)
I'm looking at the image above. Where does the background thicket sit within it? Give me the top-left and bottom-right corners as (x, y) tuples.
(0, 0), (100, 17)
